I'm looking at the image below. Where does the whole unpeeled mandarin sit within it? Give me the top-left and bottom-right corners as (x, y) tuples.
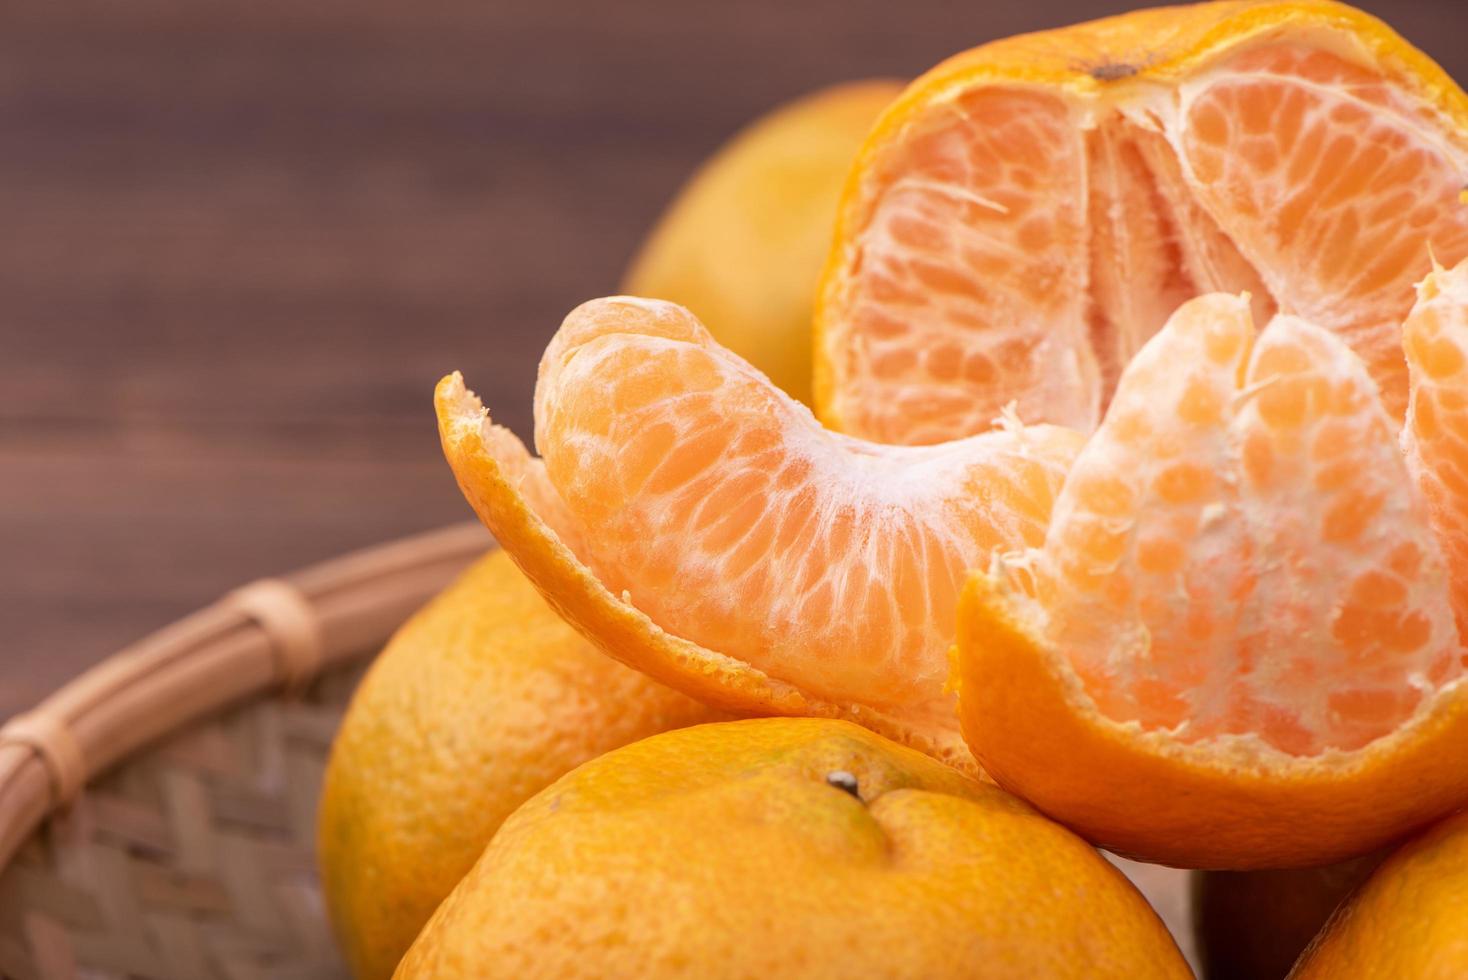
(624, 80), (901, 404)
(396, 717), (1190, 979)
(318, 549), (724, 979)
(1290, 809), (1468, 978)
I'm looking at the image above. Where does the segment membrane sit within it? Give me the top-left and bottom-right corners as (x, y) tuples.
(1178, 44), (1468, 417)
(538, 298), (1079, 713)
(1404, 259), (1468, 643)
(1086, 118), (1275, 405)
(830, 88), (1095, 443)
(828, 43), (1468, 445)
(1034, 295), (1460, 755)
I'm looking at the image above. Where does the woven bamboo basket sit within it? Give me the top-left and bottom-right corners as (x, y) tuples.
(0, 521), (492, 980)
(0, 519), (1203, 979)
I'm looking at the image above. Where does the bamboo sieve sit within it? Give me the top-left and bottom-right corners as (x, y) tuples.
(0, 522), (491, 979)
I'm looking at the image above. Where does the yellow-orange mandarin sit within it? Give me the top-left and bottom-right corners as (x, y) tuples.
(1289, 808), (1468, 977)
(624, 80), (901, 404)
(319, 550), (723, 979)
(396, 718), (1190, 979)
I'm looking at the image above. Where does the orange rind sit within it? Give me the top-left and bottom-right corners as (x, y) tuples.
(398, 718), (1192, 979)
(437, 298), (1079, 773)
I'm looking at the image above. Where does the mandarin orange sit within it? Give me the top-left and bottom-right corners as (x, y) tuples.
(1290, 808), (1468, 977)
(435, 5), (1468, 875)
(318, 550), (723, 979)
(814, 0), (1468, 445)
(396, 718), (1191, 980)
(624, 81), (901, 404)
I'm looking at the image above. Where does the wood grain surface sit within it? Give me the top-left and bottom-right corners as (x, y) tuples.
(3, 0), (1464, 717)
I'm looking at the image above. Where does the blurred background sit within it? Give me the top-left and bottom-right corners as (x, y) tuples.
(4, 0), (1465, 716)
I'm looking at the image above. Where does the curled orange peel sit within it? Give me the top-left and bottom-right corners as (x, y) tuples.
(435, 373), (979, 773)
(954, 567), (1468, 869)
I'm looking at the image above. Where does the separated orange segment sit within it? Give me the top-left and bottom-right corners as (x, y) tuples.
(953, 292), (1468, 868)
(438, 299), (1077, 767)
(532, 298), (1077, 713)
(816, 0), (1468, 444)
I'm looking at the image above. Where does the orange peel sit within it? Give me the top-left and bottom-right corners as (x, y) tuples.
(437, 300), (1077, 773)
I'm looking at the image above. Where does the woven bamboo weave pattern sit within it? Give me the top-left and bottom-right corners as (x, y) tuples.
(0, 523), (491, 979)
(0, 664), (363, 980)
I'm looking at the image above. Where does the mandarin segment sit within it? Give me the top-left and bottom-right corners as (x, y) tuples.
(954, 291), (1468, 868)
(1231, 316), (1458, 750)
(1126, 124), (1279, 329)
(1404, 257), (1468, 642)
(820, 87), (1097, 443)
(956, 557), (1468, 868)
(437, 297), (1080, 768)
(1086, 121), (1223, 399)
(535, 297), (1080, 713)
(1031, 295), (1459, 756)
(815, 0), (1468, 445)
(622, 81), (901, 405)
(1034, 294), (1256, 733)
(1179, 44), (1468, 417)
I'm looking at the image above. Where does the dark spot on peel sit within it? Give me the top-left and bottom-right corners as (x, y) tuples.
(826, 770), (861, 800)
(1090, 62), (1138, 82)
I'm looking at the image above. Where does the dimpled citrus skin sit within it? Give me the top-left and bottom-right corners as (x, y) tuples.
(1290, 809), (1468, 978)
(624, 80), (902, 404)
(815, 0), (1468, 445)
(318, 550), (724, 980)
(395, 718), (1190, 980)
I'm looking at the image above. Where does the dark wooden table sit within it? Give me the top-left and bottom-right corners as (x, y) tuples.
(3, 0), (1464, 717)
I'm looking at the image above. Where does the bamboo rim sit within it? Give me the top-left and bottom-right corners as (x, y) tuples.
(0, 521), (491, 873)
